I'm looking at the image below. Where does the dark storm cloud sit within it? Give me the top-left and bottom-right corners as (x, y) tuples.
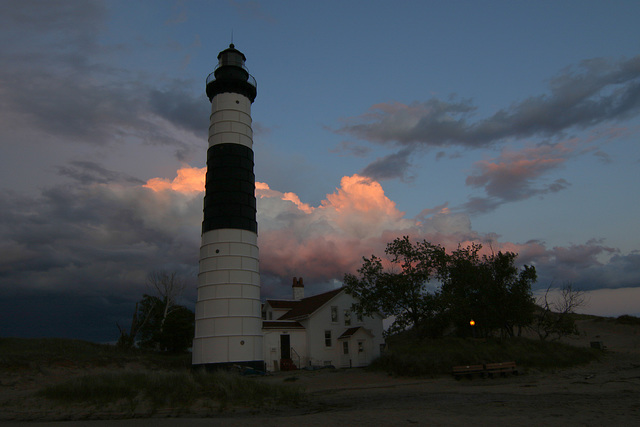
(57, 161), (145, 186)
(359, 148), (413, 181)
(0, 0), (207, 158)
(339, 56), (640, 149)
(533, 242), (640, 291)
(0, 175), (200, 342)
(0, 0), (106, 55)
(148, 86), (209, 135)
(0, 291), (133, 342)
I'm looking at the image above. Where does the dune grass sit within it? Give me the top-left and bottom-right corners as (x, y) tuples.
(36, 369), (304, 409)
(0, 337), (190, 371)
(1, 338), (303, 412)
(370, 336), (601, 377)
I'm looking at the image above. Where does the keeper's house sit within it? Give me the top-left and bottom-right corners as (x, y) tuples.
(262, 278), (385, 372)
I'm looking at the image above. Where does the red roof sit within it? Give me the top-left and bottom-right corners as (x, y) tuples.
(262, 321), (305, 329)
(338, 327), (361, 339)
(266, 300), (298, 309)
(338, 326), (373, 339)
(277, 287), (344, 320)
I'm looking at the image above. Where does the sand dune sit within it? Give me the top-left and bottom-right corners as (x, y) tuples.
(2, 318), (639, 426)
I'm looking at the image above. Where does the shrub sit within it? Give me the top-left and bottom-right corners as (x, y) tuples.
(616, 314), (640, 325)
(370, 336), (600, 376)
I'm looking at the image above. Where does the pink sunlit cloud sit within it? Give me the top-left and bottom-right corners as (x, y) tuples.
(144, 165), (205, 193)
(466, 141), (576, 200)
(132, 166), (640, 301)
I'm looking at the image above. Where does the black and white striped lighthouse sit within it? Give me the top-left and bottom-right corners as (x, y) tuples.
(192, 44), (263, 370)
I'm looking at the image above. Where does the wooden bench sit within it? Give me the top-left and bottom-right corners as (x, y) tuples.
(452, 364), (485, 380)
(484, 361), (518, 378)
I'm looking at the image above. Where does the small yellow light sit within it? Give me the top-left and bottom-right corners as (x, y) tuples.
(469, 320), (475, 326)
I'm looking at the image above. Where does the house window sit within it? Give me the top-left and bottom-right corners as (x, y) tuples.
(268, 311), (273, 320)
(331, 306), (338, 322)
(343, 341), (349, 355)
(358, 341), (364, 353)
(324, 330), (332, 347)
(344, 310), (351, 326)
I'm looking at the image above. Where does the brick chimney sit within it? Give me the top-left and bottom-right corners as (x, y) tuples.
(292, 277), (304, 300)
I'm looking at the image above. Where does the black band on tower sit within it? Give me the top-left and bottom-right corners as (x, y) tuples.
(202, 143), (257, 234)
(206, 78), (256, 103)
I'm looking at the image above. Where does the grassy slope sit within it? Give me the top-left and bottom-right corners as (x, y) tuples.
(373, 314), (640, 377)
(0, 337), (303, 416)
(0, 337), (190, 370)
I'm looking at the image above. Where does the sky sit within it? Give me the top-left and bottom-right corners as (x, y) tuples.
(1, 0), (640, 342)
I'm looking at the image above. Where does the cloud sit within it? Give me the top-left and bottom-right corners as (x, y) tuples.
(254, 173), (640, 297)
(359, 148), (414, 182)
(593, 150), (612, 164)
(0, 165), (203, 341)
(2, 163), (639, 340)
(0, 0), (207, 162)
(57, 161), (144, 186)
(533, 244), (640, 291)
(144, 165), (205, 193)
(339, 56), (640, 149)
(337, 56), (640, 187)
(338, 98), (477, 148)
(330, 141), (372, 158)
(461, 140), (579, 212)
(148, 85), (209, 136)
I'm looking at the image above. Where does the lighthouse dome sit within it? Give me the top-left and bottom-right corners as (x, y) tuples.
(206, 44), (257, 102)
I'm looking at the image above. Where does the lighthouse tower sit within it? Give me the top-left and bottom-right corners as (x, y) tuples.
(192, 44), (263, 370)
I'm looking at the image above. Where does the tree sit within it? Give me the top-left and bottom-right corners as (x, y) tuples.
(117, 271), (194, 352)
(344, 236), (446, 336)
(439, 245), (537, 338)
(117, 301), (143, 349)
(344, 237), (537, 339)
(530, 283), (586, 341)
(146, 270), (186, 336)
(136, 294), (194, 352)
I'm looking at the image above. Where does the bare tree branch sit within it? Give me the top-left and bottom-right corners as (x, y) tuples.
(530, 282), (587, 341)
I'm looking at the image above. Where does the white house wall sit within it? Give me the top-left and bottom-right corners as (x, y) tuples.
(263, 328), (307, 372)
(305, 291), (384, 368)
(340, 328), (376, 368)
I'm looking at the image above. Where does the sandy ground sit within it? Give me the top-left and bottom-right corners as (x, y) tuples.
(2, 318), (640, 426)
